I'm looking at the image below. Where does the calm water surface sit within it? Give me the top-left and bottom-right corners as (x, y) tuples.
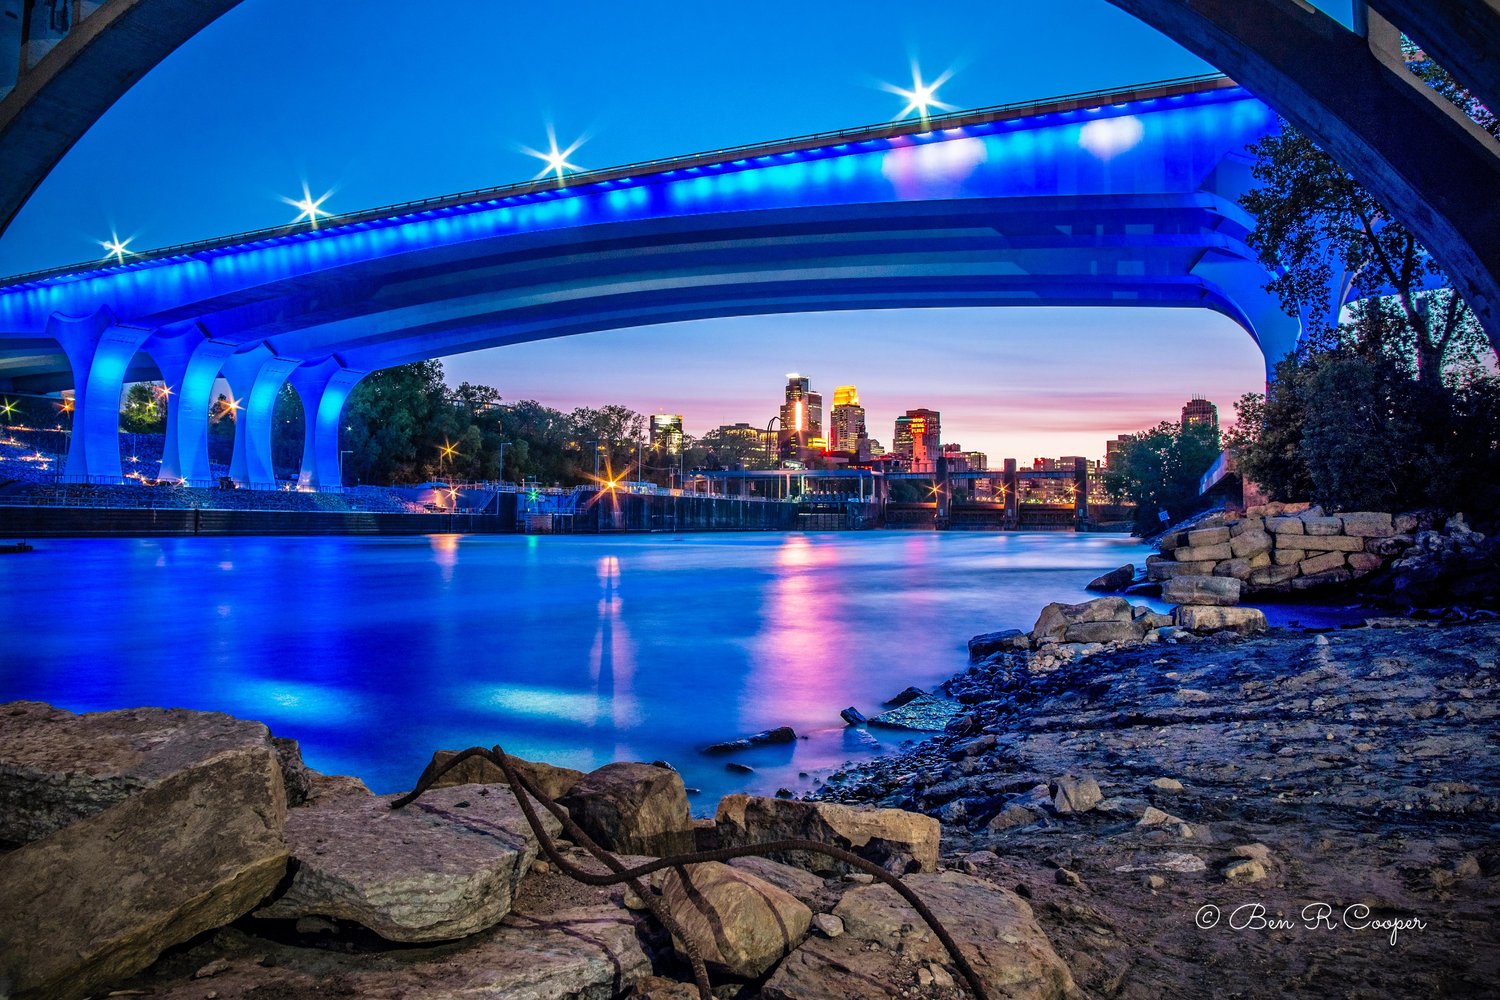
(0, 531), (1334, 810)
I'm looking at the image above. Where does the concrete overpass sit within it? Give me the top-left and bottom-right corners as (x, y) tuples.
(0, 75), (1291, 488)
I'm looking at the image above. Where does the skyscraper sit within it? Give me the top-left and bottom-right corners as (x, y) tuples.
(1181, 396), (1218, 431)
(829, 384), (868, 459)
(893, 408), (940, 471)
(649, 414), (683, 456)
(779, 374), (823, 460)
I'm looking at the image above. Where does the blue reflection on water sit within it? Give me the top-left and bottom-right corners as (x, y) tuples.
(0, 531), (1348, 809)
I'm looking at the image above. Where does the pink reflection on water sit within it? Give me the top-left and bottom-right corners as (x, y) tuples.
(589, 554), (636, 756)
(742, 536), (853, 727)
(428, 533), (459, 583)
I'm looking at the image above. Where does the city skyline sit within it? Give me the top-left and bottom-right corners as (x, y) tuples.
(442, 307), (1263, 462)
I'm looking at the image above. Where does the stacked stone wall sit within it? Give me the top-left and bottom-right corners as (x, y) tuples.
(1148, 502), (1408, 594)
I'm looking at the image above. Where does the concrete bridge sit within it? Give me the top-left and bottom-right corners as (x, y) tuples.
(0, 74), (1291, 489)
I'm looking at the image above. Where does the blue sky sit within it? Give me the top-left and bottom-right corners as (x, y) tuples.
(0, 0), (1351, 460)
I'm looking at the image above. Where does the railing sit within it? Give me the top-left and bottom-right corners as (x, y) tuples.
(0, 72), (1234, 287)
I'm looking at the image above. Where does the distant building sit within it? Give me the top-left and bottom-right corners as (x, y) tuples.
(1182, 396), (1219, 432)
(779, 373), (824, 462)
(894, 408), (941, 472)
(650, 414), (684, 456)
(1105, 434), (1134, 469)
(829, 384), (869, 459)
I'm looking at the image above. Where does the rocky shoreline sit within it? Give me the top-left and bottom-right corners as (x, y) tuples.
(813, 616), (1500, 997)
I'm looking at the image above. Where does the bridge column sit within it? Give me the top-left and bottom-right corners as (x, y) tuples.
(1074, 458), (1090, 529)
(1191, 251), (1305, 381)
(221, 347), (298, 488)
(48, 309), (151, 482)
(1003, 459), (1019, 527)
(144, 327), (235, 484)
(289, 359), (365, 490)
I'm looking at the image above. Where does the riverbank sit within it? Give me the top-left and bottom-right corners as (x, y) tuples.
(813, 616), (1500, 997)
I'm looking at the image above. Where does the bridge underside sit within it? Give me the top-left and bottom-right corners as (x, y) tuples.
(0, 81), (1292, 488)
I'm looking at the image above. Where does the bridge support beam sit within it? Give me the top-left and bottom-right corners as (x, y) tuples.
(1074, 458), (1090, 529)
(1003, 459), (1019, 527)
(221, 346), (297, 489)
(144, 326), (234, 484)
(1192, 251), (1305, 379)
(49, 308), (150, 481)
(1106, 0), (1500, 353)
(289, 359), (364, 490)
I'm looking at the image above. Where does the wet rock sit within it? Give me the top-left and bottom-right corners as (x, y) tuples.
(763, 871), (1073, 1000)
(634, 975), (702, 1000)
(1150, 777), (1184, 793)
(558, 761), (694, 856)
(703, 726), (797, 754)
(0, 742), (287, 1000)
(1173, 605), (1267, 635)
(868, 693), (963, 731)
(1086, 563), (1135, 592)
(726, 762), (755, 774)
(1050, 773), (1103, 814)
(254, 783), (556, 942)
(968, 629), (1028, 660)
(0, 702), (295, 845)
(1162, 574), (1242, 607)
(839, 706), (867, 725)
(715, 795), (940, 875)
(883, 685), (929, 707)
(660, 861), (812, 978)
(419, 749), (586, 802)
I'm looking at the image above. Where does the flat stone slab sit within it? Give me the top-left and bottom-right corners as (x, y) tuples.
(867, 693), (963, 731)
(127, 902), (651, 1000)
(256, 783), (560, 942)
(0, 701), (279, 844)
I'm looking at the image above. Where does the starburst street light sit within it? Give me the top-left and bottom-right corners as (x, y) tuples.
(99, 234), (133, 265)
(283, 184), (333, 228)
(522, 127), (585, 184)
(883, 65), (957, 125)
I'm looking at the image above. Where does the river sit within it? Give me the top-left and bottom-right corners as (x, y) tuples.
(0, 531), (1353, 810)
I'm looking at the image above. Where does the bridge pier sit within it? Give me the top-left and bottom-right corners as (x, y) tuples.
(49, 308), (151, 482)
(221, 346), (297, 488)
(1003, 459), (1019, 528)
(290, 359), (365, 490)
(145, 326), (235, 484)
(1074, 458), (1090, 529)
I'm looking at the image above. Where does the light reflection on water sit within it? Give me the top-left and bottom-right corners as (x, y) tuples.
(0, 531), (1341, 809)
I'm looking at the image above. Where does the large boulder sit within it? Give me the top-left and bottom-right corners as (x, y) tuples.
(558, 761), (694, 856)
(1229, 528), (1272, 559)
(419, 749), (585, 802)
(715, 795), (939, 875)
(1062, 618), (1147, 645)
(659, 861), (812, 978)
(0, 744), (287, 1000)
(254, 783), (558, 942)
(1030, 596), (1132, 644)
(1341, 511), (1395, 537)
(1173, 605), (1268, 635)
(1085, 563), (1134, 592)
(1162, 574), (1242, 607)
(0, 701), (297, 845)
(762, 871), (1073, 1000)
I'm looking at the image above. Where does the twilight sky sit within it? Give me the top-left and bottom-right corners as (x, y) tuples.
(0, 0), (1353, 460)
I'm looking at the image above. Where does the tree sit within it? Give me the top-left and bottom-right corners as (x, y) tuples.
(1241, 125), (1492, 387)
(120, 382), (166, 433)
(1103, 420), (1222, 534)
